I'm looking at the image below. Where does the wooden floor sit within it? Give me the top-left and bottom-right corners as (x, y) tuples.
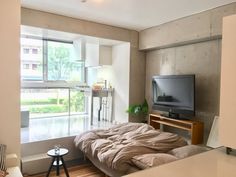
(24, 164), (106, 177)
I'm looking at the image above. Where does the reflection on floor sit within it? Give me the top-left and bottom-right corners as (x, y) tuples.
(21, 115), (114, 143)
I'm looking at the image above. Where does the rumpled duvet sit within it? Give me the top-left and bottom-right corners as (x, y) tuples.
(74, 123), (187, 173)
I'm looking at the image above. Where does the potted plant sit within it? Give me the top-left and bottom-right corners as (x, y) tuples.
(126, 99), (149, 122)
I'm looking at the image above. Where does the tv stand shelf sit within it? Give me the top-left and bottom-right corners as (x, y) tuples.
(149, 114), (204, 145)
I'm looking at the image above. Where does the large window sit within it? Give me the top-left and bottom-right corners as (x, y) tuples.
(21, 37), (86, 118)
(21, 38), (84, 82)
(21, 88), (85, 118)
(47, 41), (84, 81)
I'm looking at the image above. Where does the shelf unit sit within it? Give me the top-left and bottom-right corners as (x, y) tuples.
(149, 114), (204, 145)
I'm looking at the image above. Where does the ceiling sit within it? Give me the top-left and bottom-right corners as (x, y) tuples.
(21, 0), (236, 31)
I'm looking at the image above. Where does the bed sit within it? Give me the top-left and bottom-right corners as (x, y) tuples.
(74, 123), (205, 177)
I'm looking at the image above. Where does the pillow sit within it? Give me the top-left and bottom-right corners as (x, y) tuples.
(0, 144), (7, 176)
(168, 145), (207, 159)
(132, 153), (178, 169)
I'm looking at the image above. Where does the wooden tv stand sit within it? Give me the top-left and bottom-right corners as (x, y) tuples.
(149, 114), (204, 145)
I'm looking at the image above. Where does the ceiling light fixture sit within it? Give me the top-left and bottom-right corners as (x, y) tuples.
(81, 0), (87, 3)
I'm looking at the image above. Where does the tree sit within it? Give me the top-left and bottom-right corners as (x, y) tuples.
(47, 43), (74, 105)
(47, 43), (74, 80)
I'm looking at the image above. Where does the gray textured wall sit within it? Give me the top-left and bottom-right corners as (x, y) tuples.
(145, 40), (221, 142)
(140, 3), (236, 50)
(142, 3), (236, 143)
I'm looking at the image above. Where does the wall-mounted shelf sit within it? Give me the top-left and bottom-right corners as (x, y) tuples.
(149, 114), (204, 145)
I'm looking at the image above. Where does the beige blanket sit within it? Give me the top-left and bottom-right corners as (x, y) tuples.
(74, 123), (187, 173)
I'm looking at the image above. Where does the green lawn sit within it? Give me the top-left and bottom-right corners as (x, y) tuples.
(21, 92), (85, 114)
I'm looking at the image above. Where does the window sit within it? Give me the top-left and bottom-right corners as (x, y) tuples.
(23, 48), (30, 54)
(21, 38), (43, 81)
(32, 64), (38, 70)
(20, 37), (86, 119)
(21, 88), (85, 118)
(23, 64), (29, 69)
(32, 48), (38, 54)
(20, 37), (84, 82)
(47, 41), (84, 81)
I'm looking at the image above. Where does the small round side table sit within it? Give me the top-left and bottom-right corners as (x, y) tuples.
(46, 148), (70, 177)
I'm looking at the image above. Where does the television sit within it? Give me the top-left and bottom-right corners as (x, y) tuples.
(152, 75), (195, 119)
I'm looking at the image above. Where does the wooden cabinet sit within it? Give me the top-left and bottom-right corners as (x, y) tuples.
(149, 114), (203, 145)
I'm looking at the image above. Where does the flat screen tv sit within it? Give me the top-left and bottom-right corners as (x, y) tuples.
(152, 75), (195, 119)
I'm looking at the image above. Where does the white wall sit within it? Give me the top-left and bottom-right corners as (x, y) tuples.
(97, 66), (113, 85)
(0, 0), (21, 161)
(87, 66), (113, 87)
(112, 43), (130, 123)
(219, 14), (236, 149)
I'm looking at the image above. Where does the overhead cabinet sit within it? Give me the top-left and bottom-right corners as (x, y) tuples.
(85, 43), (112, 67)
(99, 45), (112, 65)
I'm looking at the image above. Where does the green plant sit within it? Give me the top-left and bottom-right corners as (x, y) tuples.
(62, 91), (85, 112)
(126, 99), (148, 116)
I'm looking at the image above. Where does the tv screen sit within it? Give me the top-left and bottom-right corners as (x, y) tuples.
(152, 75), (195, 118)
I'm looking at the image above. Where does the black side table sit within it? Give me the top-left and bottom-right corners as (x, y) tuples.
(46, 148), (70, 177)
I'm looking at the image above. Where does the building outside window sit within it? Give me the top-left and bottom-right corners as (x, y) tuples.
(21, 38), (43, 81)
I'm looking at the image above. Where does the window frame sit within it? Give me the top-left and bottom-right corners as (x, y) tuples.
(21, 36), (86, 85)
(20, 36), (87, 116)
